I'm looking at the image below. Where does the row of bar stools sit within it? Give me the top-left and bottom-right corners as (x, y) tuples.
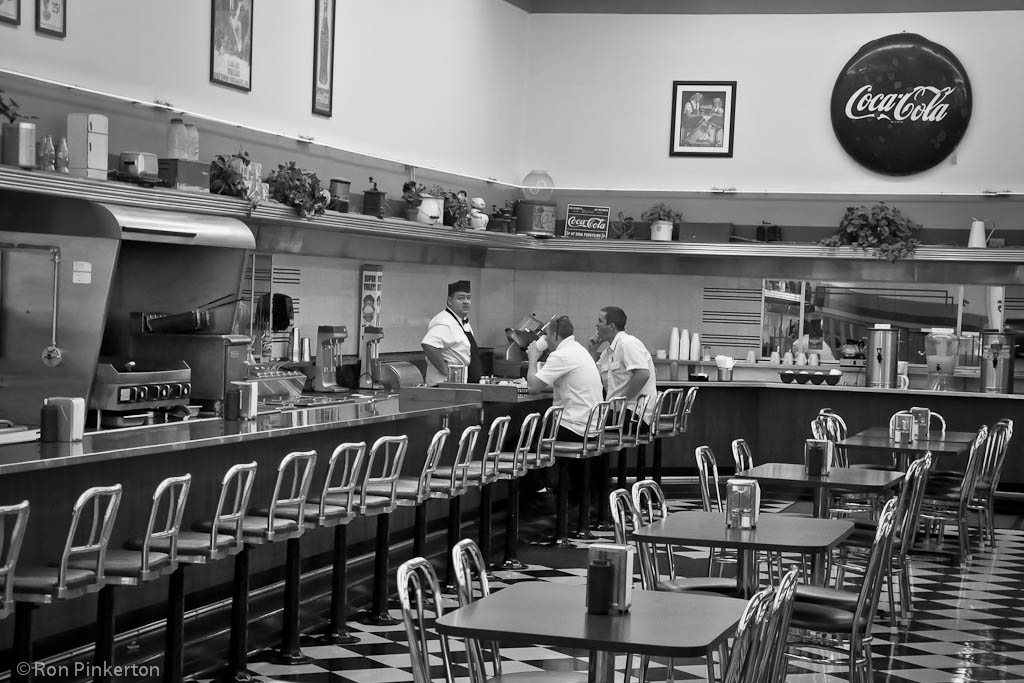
(430, 424), (481, 586)
(494, 410), (543, 570)
(552, 400), (612, 543)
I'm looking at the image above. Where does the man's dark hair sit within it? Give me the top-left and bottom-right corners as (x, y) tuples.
(602, 306), (627, 330)
(552, 315), (574, 339)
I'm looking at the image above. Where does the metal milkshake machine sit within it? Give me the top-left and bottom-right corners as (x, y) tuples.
(359, 326), (384, 389)
(312, 325), (348, 392)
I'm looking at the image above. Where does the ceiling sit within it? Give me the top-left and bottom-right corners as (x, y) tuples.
(502, 0), (1024, 13)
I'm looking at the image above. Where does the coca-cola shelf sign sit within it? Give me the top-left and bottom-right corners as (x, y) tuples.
(831, 33), (972, 176)
(564, 204), (610, 239)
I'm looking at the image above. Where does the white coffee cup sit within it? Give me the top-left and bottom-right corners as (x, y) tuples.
(746, 350), (757, 363)
(656, 349), (668, 359)
(534, 336), (549, 353)
(897, 374), (910, 390)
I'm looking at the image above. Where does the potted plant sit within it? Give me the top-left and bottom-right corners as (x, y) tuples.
(641, 202), (684, 241)
(401, 181), (427, 220)
(431, 185), (471, 229)
(267, 161), (330, 219)
(0, 88), (38, 169)
(820, 202), (922, 262)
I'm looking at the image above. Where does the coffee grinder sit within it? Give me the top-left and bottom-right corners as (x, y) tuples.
(359, 326), (384, 389)
(312, 325), (348, 392)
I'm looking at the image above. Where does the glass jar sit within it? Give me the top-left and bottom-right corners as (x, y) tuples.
(924, 328), (959, 391)
(184, 122), (199, 161)
(521, 169), (554, 201)
(166, 118), (188, 159)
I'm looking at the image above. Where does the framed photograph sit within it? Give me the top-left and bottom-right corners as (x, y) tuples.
(312, 0), (336, 117)
(0, 0), (20, 26)
(35, 0), (63, 36)
(669, 81), (736, 157)
(210, 0), (253, 92)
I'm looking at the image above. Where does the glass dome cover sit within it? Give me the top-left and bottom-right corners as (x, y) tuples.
(521, 170), (554, 202)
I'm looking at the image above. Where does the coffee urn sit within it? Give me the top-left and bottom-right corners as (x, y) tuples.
(865, 326), (899, 388)
(980, 330), (1015, 394)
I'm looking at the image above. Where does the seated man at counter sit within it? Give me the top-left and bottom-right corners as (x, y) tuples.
(527, 315), (603, 441)
(590, 306), (657, 424)
(421, 280), (482, 385)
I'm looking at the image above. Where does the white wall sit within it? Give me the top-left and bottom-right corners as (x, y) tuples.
(522, 12), (1024, 193)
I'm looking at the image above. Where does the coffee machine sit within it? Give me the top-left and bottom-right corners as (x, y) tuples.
(313, 325), (348, 392)
(359, 326), (384, 389)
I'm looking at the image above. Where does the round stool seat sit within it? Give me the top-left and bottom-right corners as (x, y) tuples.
(67, 548), (172, 578)
(14, 565), (95, 595)
(126, 530), (238, 559)
(251, 501), (352, 524)
(193, 516), (301, 544)
(361, 479), (424, 501)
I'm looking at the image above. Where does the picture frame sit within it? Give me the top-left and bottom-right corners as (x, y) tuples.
(35, 0), (63, 37)
(0, 0), (20, 26)
(210, 0), (253, 92)
(669, 81), (736, 157)
(312, 0), (336, 117)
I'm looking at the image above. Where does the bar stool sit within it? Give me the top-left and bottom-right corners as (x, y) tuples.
(428, 424), (481, 585)
(12, 485), (122, 683)
(633, 389), (678, 483)
(598, 395), (647, 528)
(552, 399), (611, 542)
(494, 411), (541, 570)
(193, 450), (317, 678)
(78, 475), (191, 682)
(613, 394), (650, 490)
(0, 501), (30, 621)
(652, 386), (697, 484)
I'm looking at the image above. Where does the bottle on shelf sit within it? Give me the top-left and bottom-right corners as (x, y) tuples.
(166, 117), (188, 159)
(38, 135), (55, 172)
(55, 136), (69, 173)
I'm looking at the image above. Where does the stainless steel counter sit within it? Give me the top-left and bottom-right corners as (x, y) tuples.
(656, 380), (1024, 400)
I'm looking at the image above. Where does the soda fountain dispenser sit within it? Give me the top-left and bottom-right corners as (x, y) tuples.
(925, 328), (959, 391)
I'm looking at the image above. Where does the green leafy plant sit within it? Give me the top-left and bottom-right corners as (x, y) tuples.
(401, 181), (429, 208)
(821, 202), (922, 262)
(0, 89), (35, 125)
(641, 202), (684, 224)
(267, 161), (329, 219)
(209, 147), (251, 199)
(429, 184), (471, 229)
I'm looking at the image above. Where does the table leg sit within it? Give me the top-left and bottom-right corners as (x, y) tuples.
(810, 552), (829, 586)
(589, 649), (615, 683)
(813, 488), (828, 518)
(736, 548), (757, 598)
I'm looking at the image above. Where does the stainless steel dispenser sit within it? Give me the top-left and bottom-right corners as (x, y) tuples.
(980, 330), (1015, 394)
(586, 543), (634, 612)
(725, 479), (761, 528)
(865, 326), (899, 388)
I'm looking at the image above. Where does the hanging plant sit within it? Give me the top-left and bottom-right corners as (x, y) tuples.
(820, 202), (922, 262)
(267, 161), (330, 219)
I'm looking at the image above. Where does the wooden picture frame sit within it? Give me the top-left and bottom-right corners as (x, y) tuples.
(210, 0), (253, 92)
(669, 81), (736, 158)
(312, 0), (336, 117)
(0, 0), (20, 26)
(35, 0), (64, 36)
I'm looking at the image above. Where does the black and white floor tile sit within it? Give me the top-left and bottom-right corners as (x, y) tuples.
(226, 495), (1024, 683)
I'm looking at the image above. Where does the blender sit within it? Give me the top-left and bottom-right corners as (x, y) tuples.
(925, 328), (959, 391)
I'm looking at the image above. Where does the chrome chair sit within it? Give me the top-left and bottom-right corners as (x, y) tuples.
(495, 411), (541, 570)
(786, 496), (899, 683)
(397, 557), (454, 683)
(970, 418), (1013, 549)
(12, 485), (122, 683)
(552, 400), (611, 543)
(651, 387), (696, 484)
(0, 501), (29, 622)
(723, 585), (775, 683)
(428, 424), (481, 584)
(634, 389), (680, 483)
(731, 437), (754, 473)
(610, 394), (650, 490)
(757, 568), (799, 683)
(594, 395), (628, 529)
(813, 413), (881, 518)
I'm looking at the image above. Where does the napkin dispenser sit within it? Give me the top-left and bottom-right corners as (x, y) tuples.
(45, 397), (85, 442)
(586, 543), (634, 612)
(725, 478), (760, 529)
(910, 406), (930, 442)
(891, 411), (915, 445)
(804, 439), (833, 477)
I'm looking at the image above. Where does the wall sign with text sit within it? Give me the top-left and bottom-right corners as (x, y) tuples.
(830, 33), (971, 176)
(564, 205), (610, 239)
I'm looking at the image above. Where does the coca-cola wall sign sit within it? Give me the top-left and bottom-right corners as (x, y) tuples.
(830, 33), (971, 176)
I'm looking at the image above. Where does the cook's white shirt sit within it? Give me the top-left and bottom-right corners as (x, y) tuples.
(535, 335), (603, 436)
(421, 309), (472, 386)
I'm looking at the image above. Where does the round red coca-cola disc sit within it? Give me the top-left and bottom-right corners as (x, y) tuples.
(831, 33), (972, 176)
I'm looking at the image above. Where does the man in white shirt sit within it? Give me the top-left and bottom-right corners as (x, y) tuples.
(591, 306), (657, 424)
(527, 315), (603, 441)
(421, 280), (482, 385)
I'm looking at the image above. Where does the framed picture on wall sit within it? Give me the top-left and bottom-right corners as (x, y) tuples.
(669, 81), (736, 157)
(0, 0), (20, 26)
(312, 0), (336, 117)
(210, 0), (253, 92)
(35, 0), (64, 36)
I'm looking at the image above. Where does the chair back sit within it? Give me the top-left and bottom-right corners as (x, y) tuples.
(263, 450), (318, 540)
(0, 500), (29, 619)
(533, 405), (565, 468)
(654, 388), (687, 437)
(397, 557), (454, 683)
(909, 407), (946, 435)
(811, 413), (849, 467)
(894, 453), (932, 560)
(695, 445), (723, 513)
(417, 429), (450, 500)
(732, 438), (754, 472)
(724, 585), (775, 683)
(206, 462), (257, 554)
(438, 424), (482, 494)
(451, 538), (503, 679)
(624, 393), (650, 444)
(505, 412), (540, 474)
(318, 442), (367, 522)
(608, 488), (656, 590)
(631, 479), (675, 581)
(602, 396), (628, 450)
(977, 419), (1014, 494)
(137, 474), (192, 572)
(479, 416), (511, 483)
(955, 425), (990, 516)
(852, 497), (899, 642)
(578, 400), (612, 454)
(637, 391), (666, 445)
(678, 386), (699, 433)
(760, 568), (799, 683)
(59, 484), (123, 589)
(359, 435), (408, 512)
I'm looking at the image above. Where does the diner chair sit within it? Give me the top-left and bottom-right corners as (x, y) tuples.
(757, 568), (799, 683)
(77, 474), (190, 681)
(786, 496), (899, 683)
(12, 485), (122, 683)
(612, 394), (650, 490)
(731, 437), (753, 473)
(127, 462), (255, 683)
(194, 450), (317, 673)
(0, 501), (29, 622)
(494, 410), (542, 570)
(633, 389), (676, 483)
(651, 387), (695, 485)
(428, 424), (481, 585)
(832, 454), (932, 626)
(552, 400), (611, 542)
(261, 441), (369, 645)
(971, 418), (1013, 549)
(723, 584), (775, 683)
(890, 407), (946, 437)
(812, 414), (881, 518)
(451, 538), (587, 683)
(594, 395), (628, 529)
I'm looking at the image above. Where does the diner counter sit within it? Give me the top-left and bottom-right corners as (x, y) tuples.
(657, 380), (1024, 400)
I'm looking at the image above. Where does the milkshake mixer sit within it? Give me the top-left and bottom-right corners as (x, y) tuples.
(313, 325), (348, 392)
(359, 326), (384, 389)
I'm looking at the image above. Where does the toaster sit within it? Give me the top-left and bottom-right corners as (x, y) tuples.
(118, 151), (159, 178)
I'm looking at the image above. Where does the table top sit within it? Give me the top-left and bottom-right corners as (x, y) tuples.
(632, 510), (854, 553)
(845, 427), (977, 454)
(435, 582), (747, 658)
(737, 463), (904, 491)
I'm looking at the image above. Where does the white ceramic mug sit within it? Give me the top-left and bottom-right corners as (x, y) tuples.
(783, 351), (794, 365)
(746, 350), (757, 363)
(897, 375), (910, 390)
(770, 351), (781, 364)
(656, 349), (668, 360)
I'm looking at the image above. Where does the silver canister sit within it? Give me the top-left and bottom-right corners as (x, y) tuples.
(980, 330), (1015, 394)
(290, 328), (302, 362)
(586, 543), (634, 612)
(865, 327), (899, 388)
(300, 337), (311, 363)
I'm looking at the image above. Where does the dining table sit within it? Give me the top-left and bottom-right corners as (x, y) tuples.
(737, 462), (904, 518)
(435, 581), (747, 683)
(840, 427), (977, 470)
(631, 510), (853, 597)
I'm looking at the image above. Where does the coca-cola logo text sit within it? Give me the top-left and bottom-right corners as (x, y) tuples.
(566, 216), (606, 230)
(844, 85), (954, 123)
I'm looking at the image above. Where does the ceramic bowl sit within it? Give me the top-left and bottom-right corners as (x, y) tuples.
(809, 372), (826, 385)
(825, 374), (842, 386)
(779, 371), (796, 384)
(794, 372), (811, 384)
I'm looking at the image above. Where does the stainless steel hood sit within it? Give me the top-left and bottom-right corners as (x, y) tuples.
(98, 203), (255, 249)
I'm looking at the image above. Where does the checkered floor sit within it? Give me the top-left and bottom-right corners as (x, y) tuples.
(221, 494), (1024, 683)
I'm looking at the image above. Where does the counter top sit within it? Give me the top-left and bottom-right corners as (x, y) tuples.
(656, 380), (1024, 401)
(0, 395), (476, 476)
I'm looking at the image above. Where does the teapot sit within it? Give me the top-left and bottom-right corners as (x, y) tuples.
(839, 338), (866, 359)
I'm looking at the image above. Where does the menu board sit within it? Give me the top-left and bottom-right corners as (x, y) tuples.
(564, 204), (610, 239)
